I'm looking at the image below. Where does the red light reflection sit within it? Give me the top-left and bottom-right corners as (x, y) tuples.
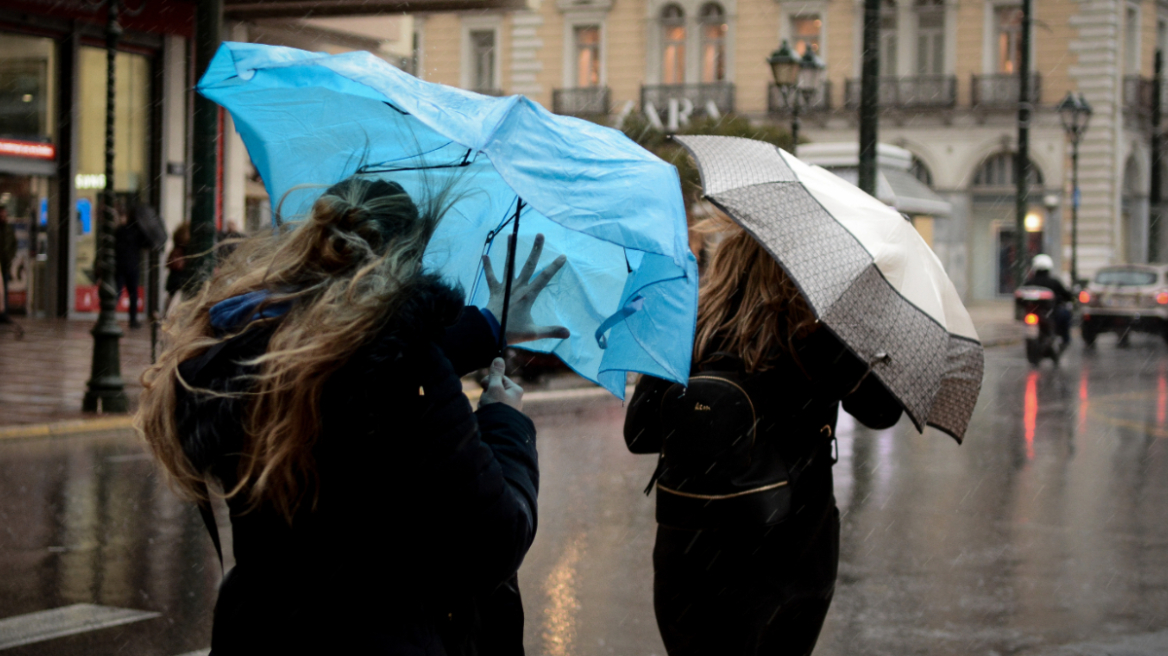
(1024, 370), (1038, 460)
(1079, 368), (1089, 429)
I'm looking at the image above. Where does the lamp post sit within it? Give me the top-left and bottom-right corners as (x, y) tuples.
(1057, 91), (1092, 286)
(83, 0), (127, 413)
(767, 41), (825, 156)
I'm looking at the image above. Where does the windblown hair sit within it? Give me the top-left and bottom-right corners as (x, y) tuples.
(692, 216), (818, 374)
(137, 176), (460, 522)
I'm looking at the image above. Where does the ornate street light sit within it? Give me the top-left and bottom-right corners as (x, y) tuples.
(768, 41), (824, 155)
(1057, 91), (1092, 286)
(83, 0), (128, 413)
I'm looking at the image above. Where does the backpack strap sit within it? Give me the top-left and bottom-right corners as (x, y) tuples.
(194, 481), (224, 571)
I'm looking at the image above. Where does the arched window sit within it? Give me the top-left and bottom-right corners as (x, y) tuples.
(699, 3), (727, 83)
(971, 152), (1043, 188)
(910, 156), (934, 187)
(661, 4), (686, 85)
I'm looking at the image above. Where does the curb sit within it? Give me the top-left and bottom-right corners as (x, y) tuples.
(0, 416), (135, 441)
(0, 385), (631, 442)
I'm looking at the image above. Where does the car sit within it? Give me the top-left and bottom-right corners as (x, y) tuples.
(1079, 264), (1168, 346)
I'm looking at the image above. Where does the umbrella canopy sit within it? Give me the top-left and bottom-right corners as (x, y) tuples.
(198, 42), (698, 398)
(674, 135), (983, 442)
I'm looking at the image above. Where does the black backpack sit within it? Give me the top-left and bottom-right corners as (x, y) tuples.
(647, 355), (836, 529)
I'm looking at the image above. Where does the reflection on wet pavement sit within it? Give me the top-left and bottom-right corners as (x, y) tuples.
(1, 338), (1167, 654)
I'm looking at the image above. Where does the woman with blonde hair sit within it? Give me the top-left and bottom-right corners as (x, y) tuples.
(139, 176), (566, 654)
(624, 218), (902, 656)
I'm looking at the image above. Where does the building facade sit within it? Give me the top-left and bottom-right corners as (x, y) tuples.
(0, 0), (194, 317)
(403, 0), (1168, 301)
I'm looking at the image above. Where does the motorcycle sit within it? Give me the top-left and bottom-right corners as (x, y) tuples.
(1015, 286), (1060, 366)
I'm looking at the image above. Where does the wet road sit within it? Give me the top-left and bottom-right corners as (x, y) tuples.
(1, 336), (1167, 655)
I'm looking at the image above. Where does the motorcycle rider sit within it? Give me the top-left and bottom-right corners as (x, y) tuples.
(1024, 253), (1073, 348)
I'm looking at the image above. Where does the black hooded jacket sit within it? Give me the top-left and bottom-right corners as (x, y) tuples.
(175, 276), (538, 655)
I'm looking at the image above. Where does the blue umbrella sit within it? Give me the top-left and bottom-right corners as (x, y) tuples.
(198, 42), (698, 397)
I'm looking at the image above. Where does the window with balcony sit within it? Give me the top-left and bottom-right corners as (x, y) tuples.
(661, 5), (686, 85)
(470, 30), (496, 93)
(790, 15), (821, 57)
(700, 3), (727, 83)
(575, 25), (601, 87)
(881, 1), (898, 76)
(994, 5), (1023, 74)
(1125, 4), (1140, 75)
(916, 0), (944, 76)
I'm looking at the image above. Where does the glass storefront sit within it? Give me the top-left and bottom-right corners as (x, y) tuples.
(74, 47), (150, 313)
(0, 34), (55, 314)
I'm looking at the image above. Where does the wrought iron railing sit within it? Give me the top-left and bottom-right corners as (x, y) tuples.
(639, 83), (735, 120)
(843, 76), (957, 109)
(471, 88), (506, 97)
(970, 73), (1042, 109)
(1123, 75), (1157, 115)
(552, 86), (612, 116)
(767, 81), (832, 114)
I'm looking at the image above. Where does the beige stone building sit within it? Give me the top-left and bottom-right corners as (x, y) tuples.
(401, 0), (1168, 301)
(222, 0), (1168, 301)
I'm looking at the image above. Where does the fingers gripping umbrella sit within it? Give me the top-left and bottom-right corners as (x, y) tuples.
(674, 135), (983, 441)
(198, 43), (698, 397)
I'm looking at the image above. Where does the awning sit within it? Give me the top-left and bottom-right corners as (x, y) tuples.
(828, 167), (952, 218)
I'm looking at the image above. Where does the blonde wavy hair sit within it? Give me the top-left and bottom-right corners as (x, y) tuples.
(693, 216), (818, 374)
(137, 176), (460, 522)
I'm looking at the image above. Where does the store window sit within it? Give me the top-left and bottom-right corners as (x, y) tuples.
(699, 3), (727, 84)
(575, 26), (601, 88)
(916, 0), (944, 76)
(0, 34), (55, 142)
(661, 4), (686, 85)
(790, 15), (821, 57)
(74, 47), (151, 314)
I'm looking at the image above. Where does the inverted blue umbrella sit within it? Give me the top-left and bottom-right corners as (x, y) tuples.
(197, 42), (698, 397)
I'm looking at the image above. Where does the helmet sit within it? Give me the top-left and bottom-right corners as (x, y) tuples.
(1032, 254), (1054, 271)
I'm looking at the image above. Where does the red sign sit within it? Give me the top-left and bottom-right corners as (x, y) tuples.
(0, 139), (55, 161)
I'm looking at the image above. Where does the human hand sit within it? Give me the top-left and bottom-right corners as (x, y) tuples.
(484, 233), (570, 344)
(479, 357), (524, 411)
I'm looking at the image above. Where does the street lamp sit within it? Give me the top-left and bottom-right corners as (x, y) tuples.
(83, 0), (128, 413)
(768, 41), (825, 155)
(1057, 91), (1092, 286)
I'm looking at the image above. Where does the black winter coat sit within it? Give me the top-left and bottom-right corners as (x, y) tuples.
(175, 276), (538, 655)
(625, 328), (902, 527)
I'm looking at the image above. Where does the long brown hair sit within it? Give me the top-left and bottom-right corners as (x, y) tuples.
(137, 177), (460, 522)
(692, 217), (817, 373)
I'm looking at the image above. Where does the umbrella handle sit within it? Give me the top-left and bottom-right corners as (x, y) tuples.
(497, 198), (524, 355)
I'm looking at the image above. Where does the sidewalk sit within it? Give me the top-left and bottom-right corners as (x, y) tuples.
(0, 305), (1021, 433)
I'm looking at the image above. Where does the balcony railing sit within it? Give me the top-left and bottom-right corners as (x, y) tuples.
(471, 87), (506, 97)
(843, 76), (957, 109)
(1120, 75), (1168, 116)
(767, 81), (832, 114)
(640, 83), (735, 120)
(970, 73), (1042, 109)
(552, 86), (612, 116)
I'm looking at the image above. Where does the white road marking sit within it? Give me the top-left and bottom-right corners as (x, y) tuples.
(0, 603), (159, 650)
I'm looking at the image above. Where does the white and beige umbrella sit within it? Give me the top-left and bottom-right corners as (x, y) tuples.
(675, 135), (983, 442)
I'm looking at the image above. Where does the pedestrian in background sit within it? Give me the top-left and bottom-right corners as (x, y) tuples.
(624, 217), (903, 656)
(114, 204), (145, 328)
(164, 222), (191, 314)
(138, 176), (567, 654)
(0, 206), (15, 325)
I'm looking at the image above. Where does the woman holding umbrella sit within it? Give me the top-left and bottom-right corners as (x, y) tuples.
(138, 176), (566, 654)
(624, 216), (903, 656)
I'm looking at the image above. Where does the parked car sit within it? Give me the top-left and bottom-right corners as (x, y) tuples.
(1079, 264), (1168, 346)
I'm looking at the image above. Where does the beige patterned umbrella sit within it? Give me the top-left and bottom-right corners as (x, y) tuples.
(675, 135), (983, 442)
